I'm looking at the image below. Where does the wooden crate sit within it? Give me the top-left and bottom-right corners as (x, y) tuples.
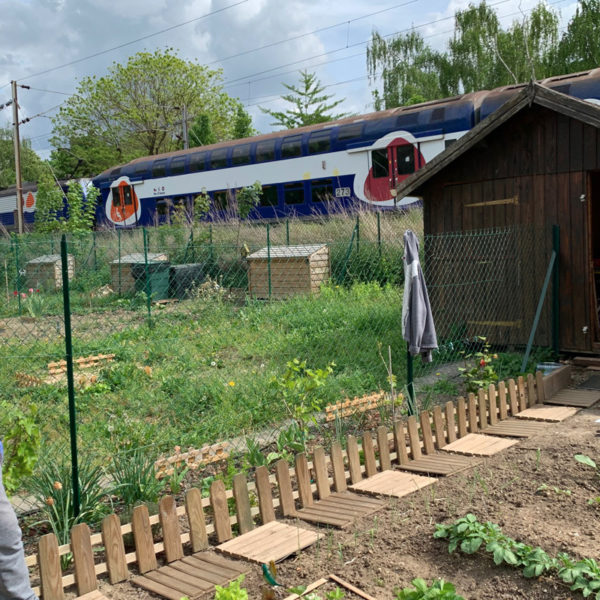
(111, 253), (168, 294)
(247, 244), (330, 299)
(26, 254), (74, 290)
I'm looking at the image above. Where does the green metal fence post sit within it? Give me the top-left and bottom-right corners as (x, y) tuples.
(377, 212), (382, 258)
(552, 224), (560, 355)
(285, 219), (290, 246)
(143, 228), (152, 327)
(117, 228), (122, 295)
(355, 215), (360, 254)
(406, 345), (416, 416)
(12, 235), (22, 315)
(61, 234), (80, 518)
(267, 223), (272, 300)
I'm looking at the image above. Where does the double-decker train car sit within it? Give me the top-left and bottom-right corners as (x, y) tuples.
(3, 69), (600, 231)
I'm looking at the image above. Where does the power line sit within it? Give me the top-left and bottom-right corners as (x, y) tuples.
(23, 86), (72, 96)
(19, 102), (64, 125)
(2, 0), (250, 87)
(208, 0), (420, 66)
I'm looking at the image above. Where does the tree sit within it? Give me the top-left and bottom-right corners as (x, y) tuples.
(51, 48), (250, 172)
(34, 169), (64, 233)
(367, 31), (446, 109)
(555, 0), (600, 73)
(189, 114), (216, 148)
(0, 127), (45, 188)
(232, 105), (256, 139)
(260, 70), (348, 129)
(366, 1), (560, 109)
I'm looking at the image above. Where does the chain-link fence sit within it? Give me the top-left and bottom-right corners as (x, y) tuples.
(0, 212), (556, 519)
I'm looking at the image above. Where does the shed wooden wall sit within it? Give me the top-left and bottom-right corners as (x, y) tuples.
(418, 105), (600, 353)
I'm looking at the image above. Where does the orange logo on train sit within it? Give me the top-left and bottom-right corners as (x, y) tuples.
(25, 192), (35, 209)
(106, 177), (141, 226)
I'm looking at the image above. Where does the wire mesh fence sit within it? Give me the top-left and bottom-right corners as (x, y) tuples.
(0, 212), (556, 519)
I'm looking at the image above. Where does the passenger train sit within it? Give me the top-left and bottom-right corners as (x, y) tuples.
(2, 69), (600, 229)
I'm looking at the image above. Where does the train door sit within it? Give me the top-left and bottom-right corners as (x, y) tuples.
(110, 180), (140, 225)
(364, 138), (420, 203)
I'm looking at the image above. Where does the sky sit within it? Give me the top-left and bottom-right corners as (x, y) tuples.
(0, 0), (581, 161)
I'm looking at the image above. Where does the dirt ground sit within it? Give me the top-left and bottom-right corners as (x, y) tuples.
(94, 397), (600, 600)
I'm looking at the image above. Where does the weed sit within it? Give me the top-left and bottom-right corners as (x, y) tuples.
(458, 338), (499, 394)
(536, 483), (572, 496)
(110, 447), (166, 507)
(214, 575), (248, 600)
(394, 578), (465, 600)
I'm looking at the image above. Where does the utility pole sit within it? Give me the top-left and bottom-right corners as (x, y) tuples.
(11, 80), (24, 235)
(182, 104), (189, 150)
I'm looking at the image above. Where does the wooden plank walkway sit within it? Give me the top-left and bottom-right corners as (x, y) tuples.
(296, 492), (384, 528)
(132, 553), (249, 600)
(216, 521), (321, 564)
(515, 405), (580, 422)
(397, 453), (478, 476)
(544, 389), (600, 408)
(441, 433), (518, 456)
(482, 419), (547, 438)
(349, 470), (437, 498)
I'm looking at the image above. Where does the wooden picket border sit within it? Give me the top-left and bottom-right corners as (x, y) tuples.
(26, 371), (561, 598)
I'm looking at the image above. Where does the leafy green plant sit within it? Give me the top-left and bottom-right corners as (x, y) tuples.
(28, 452), (109, 567)
(575, 454), (598, 475)
(558, 556), (600, 599)
(22, 288), (46, 318)
(214, 575), (248, 600)
(458, 337), (499, 393)
(0, 400), (41, 496)
(536, 483), (571, 496)
(395, 578), (465, 600)
(110, 447), (166, 507)
(167, 461), (189, 495)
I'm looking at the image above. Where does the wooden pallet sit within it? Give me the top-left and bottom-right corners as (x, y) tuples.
(441, 433), (518, 456)
(544, 389), (600, 408)
(482, 419), (547, 438)
(296, 492), (384, 528)
(515, 405), (580, 422)
(397, 453), (477, 476)
(133, 553), (249, 600)
(216, 521), (321, 564)
(350, 470), (437, 498)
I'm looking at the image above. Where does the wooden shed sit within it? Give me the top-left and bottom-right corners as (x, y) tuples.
(26, 254), (74, 290)
(396, 82), (600, 354)
(247, 244), (330, 299)
(111, 252), (168, 294)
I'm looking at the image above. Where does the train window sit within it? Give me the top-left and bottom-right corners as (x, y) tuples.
(311, 178), (333, 202)
(308, 132), (331, 154)
(134, 162), (149, 176)
(152, 160), (168, 178)
(338, 123), (363, 140)
(396, 146), (415, 175)
(170, 157), (186, 175)
(190, 152), (206, 172)
(156, 199), (169, 217)
(260, 185), (278, 207)
(281, 135), (303, 159)
(256, 141), (275, 163)
(210, 149), (228, 170)
(371, 149), (388, 178)
(213, 190), (228, 210)
(122, 185), (134, 206)
(284, 182), (304, 205)
(232, 144), (251, 165)
(396, 113), (419, 128)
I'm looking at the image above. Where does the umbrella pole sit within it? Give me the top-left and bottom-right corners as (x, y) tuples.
(406, 343), (416, 416)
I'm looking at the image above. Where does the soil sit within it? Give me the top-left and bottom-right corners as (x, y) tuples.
(92, 397), (600, 600)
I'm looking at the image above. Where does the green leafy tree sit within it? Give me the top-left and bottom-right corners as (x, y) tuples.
(555, 0), (600, 73)
(51, 48), (248, 172)
(233, 105), (256, 139)
(260, 70), (348, 129)
(63, 181), (100, 233)
(0, 127), (45, 188)
(189, 114), (216, 148)
(367, 30), (446, 109)
(34, 169), (65, 233)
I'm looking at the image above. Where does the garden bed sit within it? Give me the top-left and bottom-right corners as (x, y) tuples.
(86, 401), (600, 599)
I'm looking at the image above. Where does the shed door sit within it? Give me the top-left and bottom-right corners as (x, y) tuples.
(590, 171), (600, 346)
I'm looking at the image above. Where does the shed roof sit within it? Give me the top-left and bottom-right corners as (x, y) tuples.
(247, 244), (327, 260)
(396, 82), (600, 200)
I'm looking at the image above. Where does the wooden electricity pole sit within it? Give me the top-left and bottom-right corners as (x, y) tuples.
(11, 80), (24, 234)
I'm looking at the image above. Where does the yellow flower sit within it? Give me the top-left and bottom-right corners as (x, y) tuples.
(492, 354), (498, 359)
(45, 497), (54, 506)
(436, 372), (441, 376)
(53, 481), (62, 490)
(228, 381), (235, 387)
